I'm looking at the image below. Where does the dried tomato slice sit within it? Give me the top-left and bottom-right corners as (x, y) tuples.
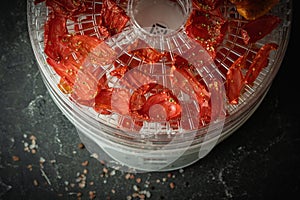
(71, 69), (99, 106)
(44, 13), (68, 61)
(94, 88), (113, 114)
(126, 40), (165, 64)
(46, 33), (106, 105)
(192, 0), (221, 12)
(95, 88), (132, 116)
(241, 14), (281, 45)
(225, 55), (247, 104)
(244, 42), (278, 85)
(40, 0), (87, 18)
(229, 0), (280, 20)
(118, 69), (155, 92)
(99, 0), (130, 38)
(131, 48), (165, 64)
(185, 8), (228, 59)
(110, 65), (129, 79)
(129, 90), (147, 113)
(111, 88), (132, 115)
(164, 52), (215, 126)
(140, 91), (182, 122)
(129, 83), (160, 113)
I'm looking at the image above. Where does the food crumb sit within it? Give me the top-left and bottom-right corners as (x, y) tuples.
(88, 191), (96, 199)
(125, 173), (131, 180)
(103, 167), (108, 174)
(77, 192), (82, 199)
(39, 157), (46, 164)
(136, 177), (142, 183)
(133, 185), (140, 192)
(81, 160), (89, 166)
(78, 143), (85, 149)
(27, 164), (33, 171)
(50, 159), (56, 164)
(126, 195), (132, 200)
(169, 182), (175, 189)
(90, 153), (99, 159)
(83, 169), (88, 174)
(33, 179), (39, 186)
(12, 155), (20, 161)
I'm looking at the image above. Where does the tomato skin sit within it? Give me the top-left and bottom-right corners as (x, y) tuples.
(111, 88), (131, 116)
(140, 91), (182, 122)
(229, 0), (280, 20)
(110, 65), (129, 79)
(94, 88), (113, 114)
(45, 32), (107, 106)
(244, 43), (278, 85)
(94, 88), (132, 116)
(132, 48), (164, 63)
(193, 0), (221, 11)
(42, 0), (87, 17)
(129, 91), (147, 113)
(71, 69), (99, 106)
(99, 0), (130, 38)
(44, 14), (68, 62)
(129, 83), (158, 113)
(241, 15), (281, 45)
(226, 55), (247, 105)
(185, 9), (228, 59)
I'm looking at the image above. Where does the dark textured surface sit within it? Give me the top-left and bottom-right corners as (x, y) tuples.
(0, 1), (299, 200)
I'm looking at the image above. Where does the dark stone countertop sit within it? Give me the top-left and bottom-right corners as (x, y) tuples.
(0, 1), (299, 200)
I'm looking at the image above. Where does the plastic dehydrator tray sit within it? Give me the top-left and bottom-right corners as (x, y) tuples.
(27, 0), (292, 172)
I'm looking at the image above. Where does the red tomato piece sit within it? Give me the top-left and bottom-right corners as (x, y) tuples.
(45, 32), (106, 105)
(129, 83), (159, 113)
(131, 48), (165, 63)
(95, 88), (133, 116)
(97, 73), (109, 90)
(244, 43), (278, 85)
(226, 55), (247, 105)
(44, 13), (68, 62)
(129, 91), (147, 113)
(111, 88), (131, 116)
(94, 88), (113, 114)
(58, 76), (73, 94)
(241, 15), (281, 45)
(140, 91), (182, 122)
(185, 9), (228, 59)
(229, 0), (280, 21)
(46, 56), (78, 88)
(192, 0), (221, 12)
(208, 77), (226, 118)
(118, 69), (155, 92)
(99, 0), (130, 38)
(43, 0), (87, 17)
(71, 69), (99, 106)
(110, 65), (129, 79)
(67, 35), (103, 59)
(167, 53), (213, 126)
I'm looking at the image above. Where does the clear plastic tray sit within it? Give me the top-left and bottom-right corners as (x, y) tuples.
(27, 0), (292, 172)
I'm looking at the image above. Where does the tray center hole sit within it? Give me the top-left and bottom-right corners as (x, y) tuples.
(129, 0), (191, 35)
